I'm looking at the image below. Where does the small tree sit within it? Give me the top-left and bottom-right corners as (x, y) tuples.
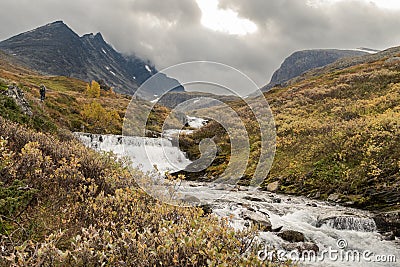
(81, 102), (121, 133)
(86, 80), (101, 98)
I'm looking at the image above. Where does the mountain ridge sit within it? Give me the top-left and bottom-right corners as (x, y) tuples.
(0, 21), (183, 96)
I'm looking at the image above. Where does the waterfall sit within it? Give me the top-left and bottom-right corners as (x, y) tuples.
(75, 132), (191, 174)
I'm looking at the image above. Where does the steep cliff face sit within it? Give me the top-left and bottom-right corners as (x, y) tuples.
(0, 21), (183, 96)
(263, 49), (368, 91)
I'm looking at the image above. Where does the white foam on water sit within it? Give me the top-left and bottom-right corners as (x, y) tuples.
(75, 133), (191, 174)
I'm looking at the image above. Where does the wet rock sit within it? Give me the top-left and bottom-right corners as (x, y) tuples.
(257, 208), (270, 217)
(381, 231), (396, 241)
(237, 186), (248, 192)
(240, 210), (272, 231)
(247, 206), (257, 212)
(271, 226), (283, 232)
(373, 210), (400, 237)
(228, 185), (246, 192)
(303, 242), (319, 253)
(395, 229), (400, 238)
(370, 190), (400, 206)
(145, 130), (161, 138)
(243, 196), (264, 202)
(272, 198), (282, 203)
(267, 181), (280, 192)
(278, 230), (305, 243)
(327, 193), (341, 202)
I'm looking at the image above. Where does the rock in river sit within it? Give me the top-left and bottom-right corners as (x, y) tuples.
(267, 181), (280, 192)
(278, 230), (305, 243)
(240, 210), (272, 231)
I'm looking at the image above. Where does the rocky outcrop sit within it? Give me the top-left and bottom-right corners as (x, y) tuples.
(1, 85), (32, 116)
(0, 21), (183, 96)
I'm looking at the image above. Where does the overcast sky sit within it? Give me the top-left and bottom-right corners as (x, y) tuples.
(1, 0), (400, 90)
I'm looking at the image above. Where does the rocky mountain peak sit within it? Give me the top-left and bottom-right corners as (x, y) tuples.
(35, 20), (78, 37)
(0, 21), (183, 96)
(262, 49), (368, 91)
(94, 32), (104, 40)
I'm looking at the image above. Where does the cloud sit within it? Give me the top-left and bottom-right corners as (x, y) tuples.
(0, 0), (400, 94)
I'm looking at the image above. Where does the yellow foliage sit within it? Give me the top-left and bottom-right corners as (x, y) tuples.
(86, 80), (101, 98)
(81, 101), (121, 134)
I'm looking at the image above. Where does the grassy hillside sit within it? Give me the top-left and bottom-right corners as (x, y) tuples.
(180, 50), (400, 210)
(0, 51), (178, 135)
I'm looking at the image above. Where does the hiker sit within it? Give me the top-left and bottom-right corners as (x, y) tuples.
(39, 84), (46, 101)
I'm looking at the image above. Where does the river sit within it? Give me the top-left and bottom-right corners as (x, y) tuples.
(75, 125), (399, 267)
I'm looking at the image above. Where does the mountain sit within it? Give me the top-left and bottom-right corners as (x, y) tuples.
(0, 21), (183, 96)
(262, 49), (369, 91)
(288, 46), (400, 84)
(0, 48), (185, 135)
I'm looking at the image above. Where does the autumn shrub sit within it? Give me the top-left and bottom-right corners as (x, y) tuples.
(0, 117), (275, 266)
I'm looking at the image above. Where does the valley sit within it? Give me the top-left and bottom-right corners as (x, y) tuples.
(0, 20), (399, 267)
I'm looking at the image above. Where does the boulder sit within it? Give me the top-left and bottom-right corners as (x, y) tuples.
(327, 193), (341, 202)
(271, 226), (283, 232)
(240, 210), (272, 231)
(267, 181), (280, 192)
(243, 196), (265, 202)
(272, 197), (282, 203)
(278, 230), (305, 243)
